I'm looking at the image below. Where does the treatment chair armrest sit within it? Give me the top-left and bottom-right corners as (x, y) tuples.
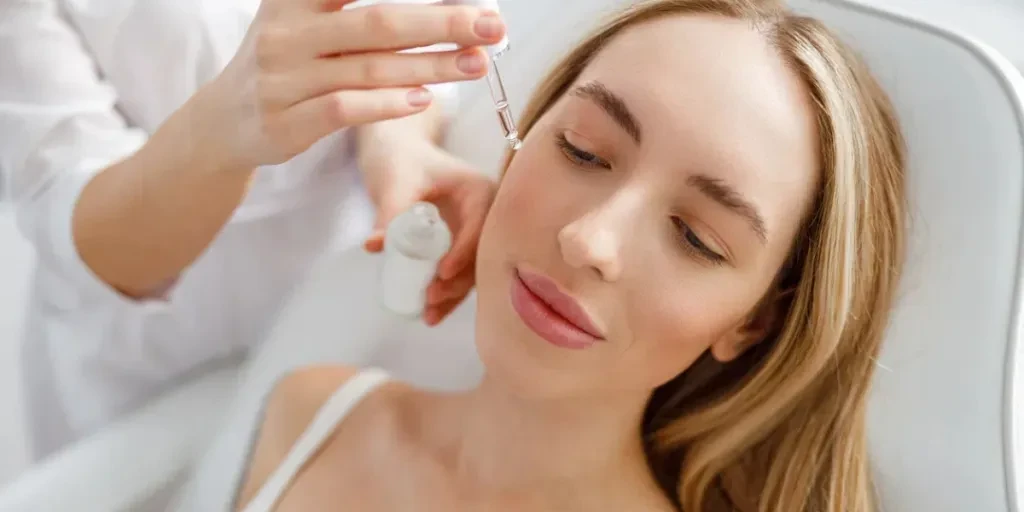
(0, 364), (241, 512)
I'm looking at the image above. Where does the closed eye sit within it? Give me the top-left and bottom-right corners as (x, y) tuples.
(556, 133), (610, 169)
(671, 217), (726, 265)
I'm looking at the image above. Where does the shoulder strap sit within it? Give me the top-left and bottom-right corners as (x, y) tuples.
(242, 368), (391, 512)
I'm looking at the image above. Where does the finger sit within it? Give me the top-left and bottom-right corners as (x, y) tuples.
(427, 270), (475, 305)
(424, 297), (464, 326)
(316, 0), (357, 11)
(427, 181), (492, 280)
(306, 4), (506, 56)
(271, 47), (488, 107)
(363, 232), (385, 253)
(263, 0), (359, 22)
(261, 0), (353, 16)
(364, 190), (417, 253)
(427, 148), (479, 177)
(275, 87), (433, 152)
(371, 188), (416, 232)
(440, 205), (486, 280)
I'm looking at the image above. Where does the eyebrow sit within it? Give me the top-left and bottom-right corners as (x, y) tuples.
(571, 81), (642, 144)
(571, 81), (766, 243)
(688, 174), (768, 243)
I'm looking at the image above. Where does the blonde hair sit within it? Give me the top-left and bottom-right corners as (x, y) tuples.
(502, 1), (907, 510)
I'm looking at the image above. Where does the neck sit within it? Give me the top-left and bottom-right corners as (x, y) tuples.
(429, 374), (658, 505)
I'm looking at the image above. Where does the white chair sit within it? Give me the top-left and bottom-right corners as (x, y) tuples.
(2, 0), (1024, 510)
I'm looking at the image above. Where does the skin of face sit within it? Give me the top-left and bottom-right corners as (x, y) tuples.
(473, 14), (821, 401)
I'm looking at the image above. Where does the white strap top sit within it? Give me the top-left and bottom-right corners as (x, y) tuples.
(240, 368), (391, 512)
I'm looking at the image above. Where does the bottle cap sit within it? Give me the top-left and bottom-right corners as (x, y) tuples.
(405, 203), (442, 245)
(386, 201), (452, 260)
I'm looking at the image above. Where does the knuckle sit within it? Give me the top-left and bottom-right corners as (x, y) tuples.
(361, 57), (391, 84)
(255, 1), (286, 21)
(363, 5), (401, 40)
(253, 25), (288, 69)
(432, 53), (452, 80)
(449, 7), (477, 39)
(376, 92), (403, 119)
(254, 74), (282, 111)
(259, 117), (288, 152)
(325, 93), (350, 127)
(263, 117), (304, 160)
(391, 56), (421, 84)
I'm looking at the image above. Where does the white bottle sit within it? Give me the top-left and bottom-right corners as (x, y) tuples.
(379, 202), (452, 317)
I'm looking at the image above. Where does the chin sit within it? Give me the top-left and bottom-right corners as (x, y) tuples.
(473, 329), (581, 399)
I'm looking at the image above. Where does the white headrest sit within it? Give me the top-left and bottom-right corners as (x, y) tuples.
(786, 2), (1024, 511)
(201, 1), (1024, 510)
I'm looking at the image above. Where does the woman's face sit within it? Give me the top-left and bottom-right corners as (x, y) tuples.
(474, 14), (821, 398)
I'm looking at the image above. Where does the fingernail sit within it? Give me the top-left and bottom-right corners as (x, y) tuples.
(407, 88), (433, 106)
(473, 13), (504, 39)
(456, 51), (487, 74)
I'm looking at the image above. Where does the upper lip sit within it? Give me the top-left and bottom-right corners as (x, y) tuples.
(516, 268), (606, 339)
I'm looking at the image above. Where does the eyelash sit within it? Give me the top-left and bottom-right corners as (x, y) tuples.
(672, 217), (726, 265)
(555, 133), (610, 169)
(555, 133), (726, 265)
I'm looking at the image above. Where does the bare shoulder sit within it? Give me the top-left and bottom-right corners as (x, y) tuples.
(234, 365), (361, 510)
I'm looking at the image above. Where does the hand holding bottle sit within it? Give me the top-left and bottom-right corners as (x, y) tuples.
(361, 137), (497, 325)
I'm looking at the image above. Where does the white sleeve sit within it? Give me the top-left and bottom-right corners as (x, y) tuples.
(0, 0), (165, 310)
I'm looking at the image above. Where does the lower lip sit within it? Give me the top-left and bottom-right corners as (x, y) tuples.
(509, 272), (601, 350)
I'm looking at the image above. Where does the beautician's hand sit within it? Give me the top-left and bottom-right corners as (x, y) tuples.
(359, 129), (496, 326)
(195, 0), (506, 170)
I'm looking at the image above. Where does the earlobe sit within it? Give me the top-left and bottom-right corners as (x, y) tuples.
(709, 331), (761, 363)
(710, 289), (790, 363)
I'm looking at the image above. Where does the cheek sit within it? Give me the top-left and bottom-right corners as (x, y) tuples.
(481, 145), (569, 252)
(614, 274), (756, 388)
(476, 143), (565, 307)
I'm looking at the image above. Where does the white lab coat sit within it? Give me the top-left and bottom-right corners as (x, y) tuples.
(0, 0), (457, 459)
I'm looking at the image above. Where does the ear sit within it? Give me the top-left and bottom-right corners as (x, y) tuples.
(709, 288), (792, 363)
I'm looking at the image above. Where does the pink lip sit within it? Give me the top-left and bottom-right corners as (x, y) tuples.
(509, 268), (605, 350)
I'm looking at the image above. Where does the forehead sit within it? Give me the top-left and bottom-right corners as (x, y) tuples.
(571, 14), (821, 234)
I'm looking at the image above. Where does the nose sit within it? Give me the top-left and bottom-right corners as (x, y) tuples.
(558, 207), (624, 282)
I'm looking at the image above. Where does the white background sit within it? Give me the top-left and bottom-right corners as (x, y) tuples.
(1, 0), (1023, 487)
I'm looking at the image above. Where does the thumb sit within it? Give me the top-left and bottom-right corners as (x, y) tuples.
(425, 148), (478, 183)
(373, 195), (405, 232)
(364, 191), (408, 253)
(375, 172), (429, 227)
